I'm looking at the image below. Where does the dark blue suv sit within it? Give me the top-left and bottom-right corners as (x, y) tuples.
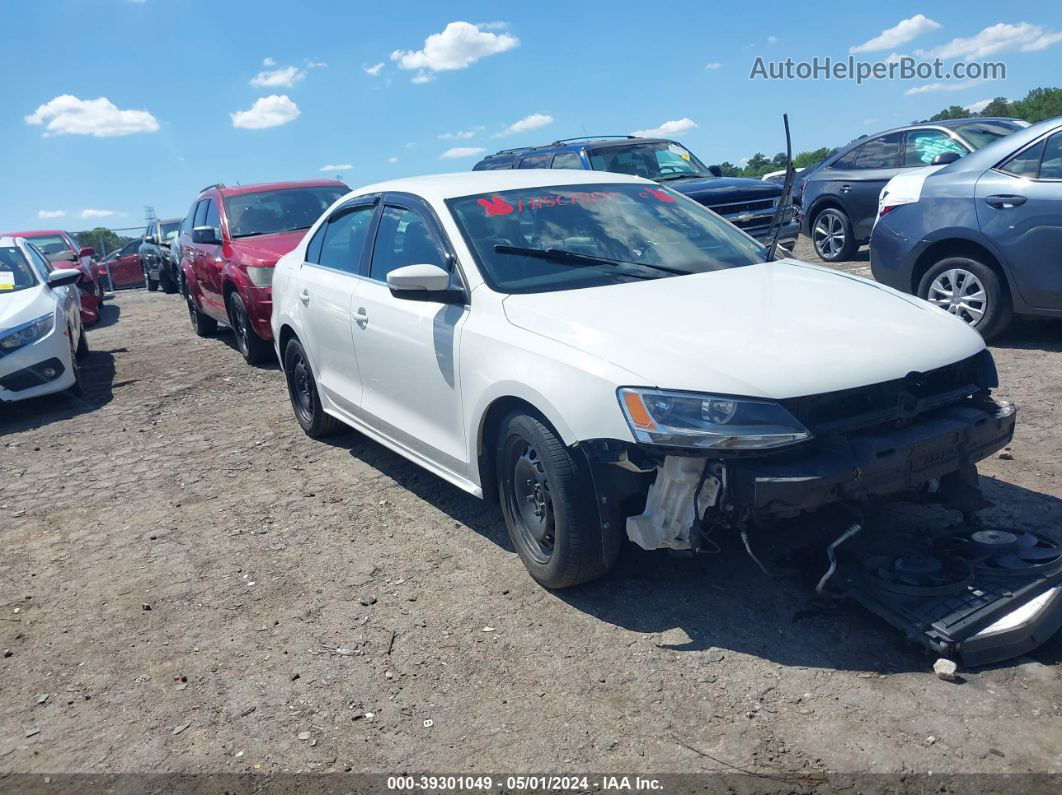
(474, 136), (797, 247)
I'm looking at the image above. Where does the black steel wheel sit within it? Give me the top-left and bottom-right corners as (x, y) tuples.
(283, 337), (343, 438)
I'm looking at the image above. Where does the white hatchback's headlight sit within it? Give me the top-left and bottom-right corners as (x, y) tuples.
(246, 266), (274, 288)
(618, 388), (811, 450)
(0, 314), (54, 354)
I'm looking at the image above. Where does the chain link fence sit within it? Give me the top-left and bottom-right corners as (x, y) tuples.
(74, 224), (148, 292)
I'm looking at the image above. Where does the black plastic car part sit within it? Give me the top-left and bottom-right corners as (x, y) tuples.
(838, 527), (1062, 666)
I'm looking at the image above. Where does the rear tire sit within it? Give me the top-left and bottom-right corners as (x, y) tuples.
(228, 292), (273, 365)
(811, 207), (856, 262)
(917, 256), (1012, 339)
(283, 337), (344, 438)
(495, 411), (613, 588)
(187, 292), (217, 337)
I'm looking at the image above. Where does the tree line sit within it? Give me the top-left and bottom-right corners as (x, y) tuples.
(718, 86), (1062, 179)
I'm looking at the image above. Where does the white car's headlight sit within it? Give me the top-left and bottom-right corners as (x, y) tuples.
(246, 266), (274, 288)
(618, 388), (811, 450)
(0, 314), (54, 354)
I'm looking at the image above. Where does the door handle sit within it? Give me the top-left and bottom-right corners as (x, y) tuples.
(984, 194), (1027, 209)
(299, 289), (310, 305)
(840, 184), (851, 192)
(353, 307), (368, 326)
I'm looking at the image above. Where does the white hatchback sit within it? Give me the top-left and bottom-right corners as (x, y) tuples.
(272, 171), (1015, 588)
(0, 236), (87, 402)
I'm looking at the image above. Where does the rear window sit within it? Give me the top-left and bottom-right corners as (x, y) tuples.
(23, 234), (71, 256)
(474, 156), (514, 170)
(0, 247), (39, 294)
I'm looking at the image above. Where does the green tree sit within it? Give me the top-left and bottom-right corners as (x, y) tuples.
(793, 147), (833, 168)
(717, 161), (741, 177)
(1010, 87), (1062, 123)
(741, 152), (773, 178)
(979, 97), (1012, 118)
(928, 105), (969, 121)
(74, 227), (127, 256)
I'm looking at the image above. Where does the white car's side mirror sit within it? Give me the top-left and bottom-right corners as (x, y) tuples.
(387, 264), (451, 294)
(46, 269), (81, 288)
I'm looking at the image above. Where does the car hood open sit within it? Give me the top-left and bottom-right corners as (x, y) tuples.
(501, 260), (986, 399)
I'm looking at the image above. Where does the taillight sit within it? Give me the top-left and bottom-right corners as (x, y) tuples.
(879, 204), (898, 218)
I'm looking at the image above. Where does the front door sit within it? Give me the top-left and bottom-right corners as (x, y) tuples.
(975, 128), (1062, 310)
(295, 200), (377, 415)
(351, 199), (470, 475)
(843, 132), (904, 240)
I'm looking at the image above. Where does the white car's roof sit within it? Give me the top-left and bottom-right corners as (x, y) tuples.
(342, 169), (653, 204)
(0, 236), (19, 248)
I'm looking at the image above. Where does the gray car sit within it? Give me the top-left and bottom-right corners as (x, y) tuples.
(870, 116), (1062, 338)
(800, 118), (1027, 262)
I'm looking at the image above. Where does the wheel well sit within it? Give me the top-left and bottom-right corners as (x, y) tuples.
(223, 281), (238, 314)
(807, 197), (844, 225)
(476, 396), (547, 504)
(910, 239), (1009, 296)
(277, 324), (297, 360)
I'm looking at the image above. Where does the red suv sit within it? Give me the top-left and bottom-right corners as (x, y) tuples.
(2, 229), (103, 325)
(180, 180), (348, 364)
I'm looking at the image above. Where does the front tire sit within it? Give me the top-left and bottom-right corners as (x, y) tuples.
(495, 411), (614, 588)
(145, 270), (159, 292)
(283, 338), (343, 438)
(228, 292), (273, 365)
(159, 266), (177, 294)
(811, 207), (856, 262)
(75, 327), (89, 359)
(918, 256), (1012, 339)
(67, 329), (84, 397)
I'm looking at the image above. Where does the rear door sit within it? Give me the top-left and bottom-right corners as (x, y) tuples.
(295, 198), (378, 414)
(975, 127), (1062, 310)
(350, 195), (470, 475)
(844, 132), (903, 240)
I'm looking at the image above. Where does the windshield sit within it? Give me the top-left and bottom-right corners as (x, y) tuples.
(0, 247), (39, 294)
(447, 183), (765, 294)
(587, 141), (713, 181)
(952, 120), (1024, 150)
(161, 222), (179, 241)
(24, 234), (72, 256)
(225, 187), (347, 238)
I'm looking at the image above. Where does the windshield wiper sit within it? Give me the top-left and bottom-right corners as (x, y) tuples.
(493, 245), (687, 276)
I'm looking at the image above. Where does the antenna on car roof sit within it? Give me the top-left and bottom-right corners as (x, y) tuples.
(765, 114), (795, 262)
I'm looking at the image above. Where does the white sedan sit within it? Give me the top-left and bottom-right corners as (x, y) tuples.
(0, 236), (87, 402)
(271, 170), (1015, 588)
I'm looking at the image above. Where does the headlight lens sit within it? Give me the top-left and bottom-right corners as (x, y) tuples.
(0, 314), (55, 354)
(246, 266), (274, 288)
(618, 388), (811, 450)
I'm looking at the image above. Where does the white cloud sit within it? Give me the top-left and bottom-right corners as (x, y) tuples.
(37, 210), (65, 219)
(306, 60), (327, 69)
(850, 14), (941, 54)
(81, 209), (120, 219)
(231, 95), (301, 129)
(497, 113), (554, 136)
(916, 22), (1062, 59)
(411, 72), (435, 84)
(319, 163), (351, 172)
(705, 62), (722, 70)
(391, 21), (519, 80)
(364, 62), (385, 76)
(767, 35), (778, 45)
(905, 79), (988, 96)
(25, 95), (159, 137)
(438, 126), (484, 140)
(387, 156), (399, 164)
(631, 117), (698, 138)
(964, 98), (994, 113)
(250, 62), (306, 88)
(441, 146), (486, 159)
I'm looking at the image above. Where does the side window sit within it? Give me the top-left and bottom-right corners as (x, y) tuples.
(551, 152), (583, 169)
(369, 206), (447, 283)
(203, 199), (220, 230)
(903, 130), (966, 167)
(853, 133), (901, 169)
(315, 205), (375, 274)
(25, 244), (53, 275)
(193, 200), (209, 228)
(1038, 132), (1062, 180)
(830, 145), (863, 170)
(1000, 139), (1046, 179)
(518, 153), (552, 169)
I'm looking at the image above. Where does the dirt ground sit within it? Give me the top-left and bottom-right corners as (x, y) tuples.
(2, 239), (1060, 784)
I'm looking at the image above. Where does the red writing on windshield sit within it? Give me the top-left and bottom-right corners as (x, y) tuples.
(478, 191), (622, 217)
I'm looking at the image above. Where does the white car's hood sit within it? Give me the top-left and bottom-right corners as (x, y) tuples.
(502, 260), (986, 399)
(0, 285), (53, 332)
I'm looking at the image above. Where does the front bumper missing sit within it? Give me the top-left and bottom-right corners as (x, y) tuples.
(727, 400), (1016, 518)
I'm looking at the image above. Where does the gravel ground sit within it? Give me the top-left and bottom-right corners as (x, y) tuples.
(1, 240), (1060, 782)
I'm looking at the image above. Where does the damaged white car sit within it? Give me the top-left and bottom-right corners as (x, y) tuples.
(272, 170), (1018, 593)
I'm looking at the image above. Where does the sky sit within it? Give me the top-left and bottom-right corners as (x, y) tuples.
(3, 0), (1061, 231)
